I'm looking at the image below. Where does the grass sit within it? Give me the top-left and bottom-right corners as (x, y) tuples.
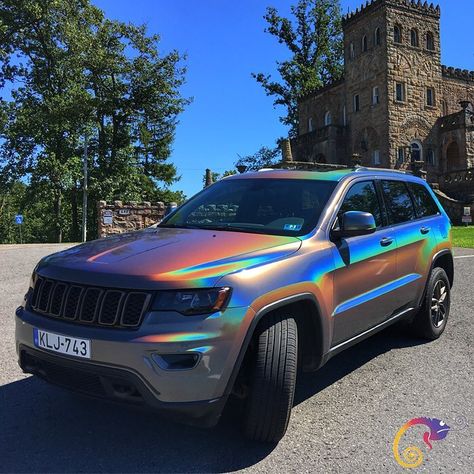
(452, 226), (474, 248)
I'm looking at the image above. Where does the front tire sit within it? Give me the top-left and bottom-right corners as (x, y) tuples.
(410, 267), (450, 340)
(243, 312), (298, 443)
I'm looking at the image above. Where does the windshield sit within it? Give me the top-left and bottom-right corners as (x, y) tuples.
(160, 178), (336, 236)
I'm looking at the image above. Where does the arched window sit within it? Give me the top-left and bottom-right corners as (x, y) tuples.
(426, 32), (435, 51)
(394, 25), (402, 44)
(410, 141), (422, 162)
(374, 27), (381, 46)
(308, 117), (314, 132)
(362, 35), (368, 52)
(324, 111), (332, 126)
(350, 42), (355, 59)
(410, 28), (419, 47)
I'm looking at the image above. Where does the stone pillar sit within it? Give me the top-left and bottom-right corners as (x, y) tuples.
(411, 161), (427, 180)
(281, 139), (293, 163)
(205, 168), (213, 187)
(351, 153), (362, 167)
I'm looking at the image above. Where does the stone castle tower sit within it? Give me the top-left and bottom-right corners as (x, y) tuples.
(295, 0), (474, 180)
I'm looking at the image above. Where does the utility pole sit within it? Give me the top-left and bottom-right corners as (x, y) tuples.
(82, 134), (88, 242)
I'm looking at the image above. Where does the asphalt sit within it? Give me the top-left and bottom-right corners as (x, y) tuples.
(0, 244), (473, 473)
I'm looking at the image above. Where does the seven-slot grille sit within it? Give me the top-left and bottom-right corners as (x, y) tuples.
(29, 276), (151, 328)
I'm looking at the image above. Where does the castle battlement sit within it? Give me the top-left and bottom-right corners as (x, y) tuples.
(343, 0), (440, 27)
(442, 66), (474, 83)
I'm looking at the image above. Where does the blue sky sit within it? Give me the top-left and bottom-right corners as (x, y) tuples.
(103, 0), (469, 198)
(9, 1), (474, 198)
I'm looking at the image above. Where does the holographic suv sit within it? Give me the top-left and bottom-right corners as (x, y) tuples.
(16, 167), (453, 442)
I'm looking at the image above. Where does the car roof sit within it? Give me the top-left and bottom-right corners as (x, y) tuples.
(224, 167), (426, 184)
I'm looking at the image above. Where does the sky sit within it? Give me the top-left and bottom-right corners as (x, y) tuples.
(10, 0), (474, 198)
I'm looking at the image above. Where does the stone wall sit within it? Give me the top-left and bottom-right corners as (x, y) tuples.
(441, 69), (474, 116)
(97, 201), (175, 238)
(299, 81), (345, 134)
(433, 188), (474, 226)
(438, 168), (474, 202)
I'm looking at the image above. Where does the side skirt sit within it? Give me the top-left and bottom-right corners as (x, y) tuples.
(323, 306), (416, 363)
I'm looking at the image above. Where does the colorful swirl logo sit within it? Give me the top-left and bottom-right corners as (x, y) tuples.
(392, 417), (450, 469)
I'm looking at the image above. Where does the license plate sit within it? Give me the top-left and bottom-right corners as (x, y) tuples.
(33, 328), (91, 359)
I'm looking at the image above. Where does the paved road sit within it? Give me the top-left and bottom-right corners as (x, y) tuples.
(1, 244), (473, 473)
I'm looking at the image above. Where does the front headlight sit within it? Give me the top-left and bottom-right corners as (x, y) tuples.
(151, 287), (231, 315)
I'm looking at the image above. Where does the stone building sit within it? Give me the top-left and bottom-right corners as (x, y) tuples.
(294, 0), (474, 183)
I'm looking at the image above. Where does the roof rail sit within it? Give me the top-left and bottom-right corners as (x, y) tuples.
(265, 161), (413, 175)
(353, 166), (412, 175)
(271, 161), (356, 172)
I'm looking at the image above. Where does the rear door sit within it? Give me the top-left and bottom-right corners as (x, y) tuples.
(379, 180), (439, 309)
(330, 180), (399, 346)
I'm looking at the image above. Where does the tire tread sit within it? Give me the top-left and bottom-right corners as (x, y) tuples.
(244, 312), (298, 442)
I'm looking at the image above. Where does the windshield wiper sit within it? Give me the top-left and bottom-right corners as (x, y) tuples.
(159, 222), (270, 234)
(195, 223), (268, 234)
(158, 223), (202, 229)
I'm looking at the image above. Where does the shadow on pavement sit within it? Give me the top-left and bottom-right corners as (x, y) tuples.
(0, 326), (426, 473)
(294, 324), (426, 405)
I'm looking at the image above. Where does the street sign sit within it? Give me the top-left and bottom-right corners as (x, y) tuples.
(462, 215), (472, 224)
(14, 214), (23, 225)
(464, 207), (471, 216)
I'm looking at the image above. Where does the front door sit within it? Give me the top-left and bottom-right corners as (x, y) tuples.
(331, 180), (399, 346)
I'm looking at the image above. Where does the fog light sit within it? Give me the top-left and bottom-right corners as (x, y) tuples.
(151, 353), (200, 370)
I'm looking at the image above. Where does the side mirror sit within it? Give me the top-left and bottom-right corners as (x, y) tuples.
(332, 211), (376, 239)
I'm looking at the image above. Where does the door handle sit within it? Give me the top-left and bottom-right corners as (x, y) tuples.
(420, 226), (431, 235)
(380, 237), (394, 247)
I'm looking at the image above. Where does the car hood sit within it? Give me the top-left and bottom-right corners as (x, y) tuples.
(36, 227), (301, 289)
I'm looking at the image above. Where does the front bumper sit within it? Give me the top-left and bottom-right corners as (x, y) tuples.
(15, 304), (255, 423)
(19, 345), (225, 427)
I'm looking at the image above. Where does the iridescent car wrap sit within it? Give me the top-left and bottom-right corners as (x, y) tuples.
(15, 168), (453, 425)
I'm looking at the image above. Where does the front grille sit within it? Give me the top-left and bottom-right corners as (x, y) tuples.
(30, 276), (151, 329)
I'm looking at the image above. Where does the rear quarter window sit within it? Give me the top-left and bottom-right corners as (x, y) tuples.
(407, 182), (440, 218)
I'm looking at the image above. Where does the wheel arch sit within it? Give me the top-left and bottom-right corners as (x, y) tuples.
(223, 293), (327, 398)
(432, 249), (454, 288)
(416, 249), (454, 310)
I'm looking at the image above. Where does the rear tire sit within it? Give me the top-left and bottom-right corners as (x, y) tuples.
(243, 312), (298, 443)
(410, 267), (450, 340)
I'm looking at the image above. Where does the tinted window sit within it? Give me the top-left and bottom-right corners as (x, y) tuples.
(161, 178), (336, 236)
(338, 181), (382, 228)
(381, 180), (416, 224)
(408, 183), (440, 217)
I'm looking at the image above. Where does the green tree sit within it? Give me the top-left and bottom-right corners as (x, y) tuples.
(236, 146), (280, 172)
(0, 0), (189, 242)
(253, 0), (344, 137)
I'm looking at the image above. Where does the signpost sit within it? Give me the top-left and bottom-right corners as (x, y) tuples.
(463, 207), (472, 225)
(14, 214), (23, 244)
(103, 210), (113, 225)
(82, 134), (88, 242)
